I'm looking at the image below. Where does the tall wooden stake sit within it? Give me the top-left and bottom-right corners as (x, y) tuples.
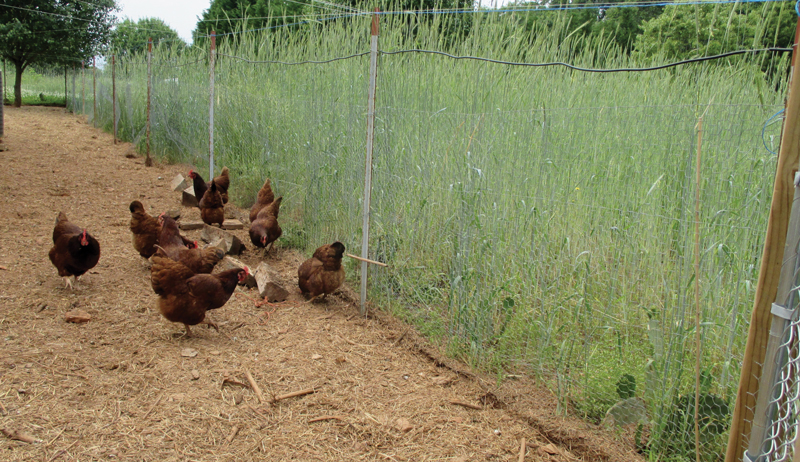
(209, 31), (216, 179)
(725, 16), (800, 462)
(112, 54), (117, 144)
(146, 38), (153, 166)
(63, 65), (67, 108)
(360, 9), (380, 316)
(693, 116), (703, 462)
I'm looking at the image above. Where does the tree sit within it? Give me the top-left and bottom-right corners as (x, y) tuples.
(633, 0), (795, 66)
(112, 18), (186, 57)
(193, 0), (475, 46)
(0, 0), (117, 107)
(193, 0), (307, 44)
(592, 3), (664, 53)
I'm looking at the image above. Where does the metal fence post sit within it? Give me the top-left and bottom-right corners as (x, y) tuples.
(0, 68), (4, 139)
(112, 54), (117, 144)
(209, 31), (216, 180)
(81, 60), (85, 115)
(146, 38), (153, 166)
(71, 64), (76, 114)
(359, 9), (380, 316)
(92, 57), (96, 128)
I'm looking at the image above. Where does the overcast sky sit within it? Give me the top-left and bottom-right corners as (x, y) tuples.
(116, 0), (212, 44)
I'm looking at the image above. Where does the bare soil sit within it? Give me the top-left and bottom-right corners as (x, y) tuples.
(0, 106), (643, 461)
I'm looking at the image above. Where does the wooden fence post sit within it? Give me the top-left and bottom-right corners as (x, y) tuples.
(209, 31), (216, 179)
(359, 9), (380, 316)
(146, 37), (153, 167)
(725, 15), (800, 462)
(64, 65), (67, 108)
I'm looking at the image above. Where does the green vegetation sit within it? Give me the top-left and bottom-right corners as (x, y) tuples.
(29, 4), (788, 460)
(112, 18), (186, 57)
(0, 0), (116, 107)
(2, 68), (68, 107)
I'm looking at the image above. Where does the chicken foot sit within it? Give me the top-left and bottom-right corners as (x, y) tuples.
(62, 276), (76, 290)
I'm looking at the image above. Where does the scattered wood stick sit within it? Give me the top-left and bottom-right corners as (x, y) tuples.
(47, 440), (78, 462)
(270, 388), (315, 404)
(2, 428), (39, 444)
(0, 399), (7, 416)
(45, 428), (65, 447)
(338, 334), (375, 348)
(346, 253), (388, 267)
(309, 415), (346, 423)
(449, 399), (482, 410)
(141, 393), (163, 420)
(518, 438), (526, 462)
(392, 328), (409, 347)
(244, 369), (266, 405)
(222, 377), (250, 389)
(225, 426), (239, 444)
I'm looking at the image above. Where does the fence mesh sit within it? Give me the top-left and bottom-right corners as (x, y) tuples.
(43, 11), (800, 461)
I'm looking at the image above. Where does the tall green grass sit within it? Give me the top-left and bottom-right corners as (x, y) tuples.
(58, 9), (789, 460)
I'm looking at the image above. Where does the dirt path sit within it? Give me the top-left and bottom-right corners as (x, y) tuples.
(0, 106), (641, 461)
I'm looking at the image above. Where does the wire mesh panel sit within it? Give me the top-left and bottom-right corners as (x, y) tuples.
(758, 309), (800, 462)
(55, 9), (795, 461)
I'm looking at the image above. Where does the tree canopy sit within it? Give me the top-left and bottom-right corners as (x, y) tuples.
(193, 0), (475, 45)
(112, 17), (186, 57)
(0, 0), (117, 106)
(193, 0), (307, 44)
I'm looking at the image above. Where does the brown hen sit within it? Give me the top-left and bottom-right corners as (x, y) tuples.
(198, 180), (225, 226)
(298, 241), (346, 300)
(249, 177), (275, 223)
(48, 212), (101, 290)
(129, 201), (160, 258)
(189, 167), (229, 205)
(156, 215), (225, 274)
(150, 256), (248, 337)
(249, 196), (282, 252)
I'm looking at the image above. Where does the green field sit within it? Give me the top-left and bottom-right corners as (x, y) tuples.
(12, 8), (789, 460)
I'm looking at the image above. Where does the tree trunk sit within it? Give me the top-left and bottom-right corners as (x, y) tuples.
(13, 61), (23, 108)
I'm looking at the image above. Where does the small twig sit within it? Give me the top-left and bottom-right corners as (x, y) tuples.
(2, 428), (39, 443)
(225, 426), (239, 444)
(222, 377), (250, 388)
(309, 415), (346, 423)
(270, 388), (315, 404)
(0, 399), (7, 416)
(449, 399), (482, 410)
(519, 437), (526, 462)
(141, 393), (163, 420)
(45, 428), (65, 447)
(345, 253), (388, 267)
(244, 369), (265, 405)
(392, 328), (409, 347)
(47, 440), (78, 462)
(338, 334), (375, 348)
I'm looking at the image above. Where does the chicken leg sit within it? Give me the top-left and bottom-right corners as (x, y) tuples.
(201, 318), (219, 331)
(63, 276), (76, 290)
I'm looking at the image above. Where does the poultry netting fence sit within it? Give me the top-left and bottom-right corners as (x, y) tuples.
(61, 20), (794, 460)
